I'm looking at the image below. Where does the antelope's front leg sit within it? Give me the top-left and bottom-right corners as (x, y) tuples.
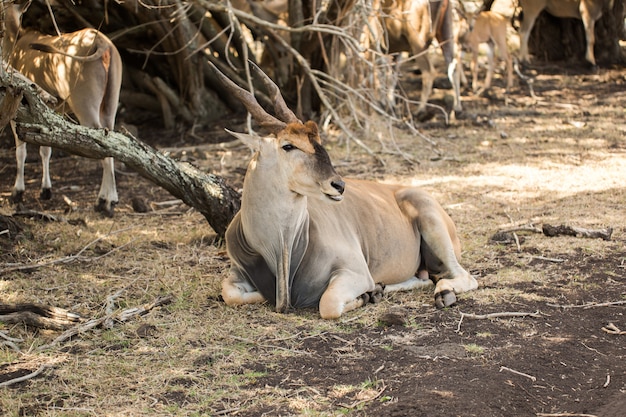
(482, 43), (495, 93)
(319, 269), (375, 320)
(470, 51), (480, 93)
(446, 59), (463, 112)
(39, 146), (52, 200)
(221, 269), (266, 306)
(11, 129), (27, 204)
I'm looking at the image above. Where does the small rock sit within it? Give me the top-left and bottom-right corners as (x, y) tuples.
(136, 323), (158, 338)
(131, 197), (150, 213)
(379, 307), (409, 327)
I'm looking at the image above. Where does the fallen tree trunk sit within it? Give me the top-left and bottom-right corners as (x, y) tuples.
(0, 69), (240, 238)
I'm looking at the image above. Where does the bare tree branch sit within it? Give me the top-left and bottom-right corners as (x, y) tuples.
(0, 68), (240, 237)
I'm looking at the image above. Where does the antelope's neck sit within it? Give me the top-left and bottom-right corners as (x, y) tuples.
(240, 155), (309, 252)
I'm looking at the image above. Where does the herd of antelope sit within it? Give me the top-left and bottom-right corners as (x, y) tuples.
(1, 1), (615, 318)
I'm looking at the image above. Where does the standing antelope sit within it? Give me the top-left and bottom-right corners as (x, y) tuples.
(3, 4), (122, 216)
(518, 0), (613, 67)
(458, 10), (514, 94)
(215, 63), (478, 320)
(379, 0), (463, 115)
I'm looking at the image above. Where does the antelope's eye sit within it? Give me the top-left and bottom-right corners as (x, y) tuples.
(282, 144), (296, 152)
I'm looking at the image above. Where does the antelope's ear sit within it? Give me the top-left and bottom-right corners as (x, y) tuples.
(304, 120), (322, 144)
(225, 129), (267, 151)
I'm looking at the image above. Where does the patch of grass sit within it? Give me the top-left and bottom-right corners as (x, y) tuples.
(330, 383), (358, 397)
(464, 343), (485, 356)
(407, 320), (424, 330)
(0, 347), (20, 364)
(360, 379), (377, 390)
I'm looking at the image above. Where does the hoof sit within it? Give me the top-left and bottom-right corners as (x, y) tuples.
(275, 304), (293, 314)
(95, 199), (117, 218)
(361, 292), (371, 304)
(434, 77), (452, 90)
(434, 290), (457, 309)
(453, 110), (472, 121)
(416, 109), (436, 123)
(369, 283), (385, 304)
(362, 283), (385, 305)
(10, 190), (24, 204)
(40, 188), (52, 200)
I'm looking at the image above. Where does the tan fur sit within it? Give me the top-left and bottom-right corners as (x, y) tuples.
(378, 0), (463, 113)
(3, 4), (123, 216)
(277, 122), (320, 153)
(518, 0), (613, 66)
(460, 11), (513, 94)
(212, 62), (478, 319)
(222, 126), (478, 319)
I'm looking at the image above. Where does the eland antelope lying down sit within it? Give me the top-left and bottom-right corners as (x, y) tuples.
(3, 4), (122, 216)
(518, 0), (613, 67)
(214, 63), (478, 320)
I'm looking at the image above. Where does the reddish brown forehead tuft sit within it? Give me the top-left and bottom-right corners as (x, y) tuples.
(278, 122), (321, 154)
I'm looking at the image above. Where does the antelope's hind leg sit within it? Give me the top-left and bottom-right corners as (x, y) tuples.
(94, 157), (118, 217)
(398, 189), (478, 308)
(384, 275), (433, 294)
(39, 146), (52, 200)
(73, 90), (119, 217)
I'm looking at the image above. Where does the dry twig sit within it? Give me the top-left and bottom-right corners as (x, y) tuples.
(0, 331), (23, 344)
(547, 301), (626, 309)
(529, 255), (565, 263)
(1, 340), (21, 352)
(36, 295), (174, 351)
(499, 366), (537, 382)
(602, 322), (625, 335)
(457, 311), (541, 332)
(502, 225), (543, 234)
(0, 365), (50, 388)
(1, 331), (23, 352)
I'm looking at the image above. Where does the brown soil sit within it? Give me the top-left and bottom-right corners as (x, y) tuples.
(1, 62), (625, 416)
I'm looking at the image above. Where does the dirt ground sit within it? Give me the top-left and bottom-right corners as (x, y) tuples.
(1, 59), (625, 416)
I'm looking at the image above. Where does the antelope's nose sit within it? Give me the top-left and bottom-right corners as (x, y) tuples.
(331, 179), (345, 195)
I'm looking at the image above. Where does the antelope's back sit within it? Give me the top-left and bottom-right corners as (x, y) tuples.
(8, 29), (117, 104)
